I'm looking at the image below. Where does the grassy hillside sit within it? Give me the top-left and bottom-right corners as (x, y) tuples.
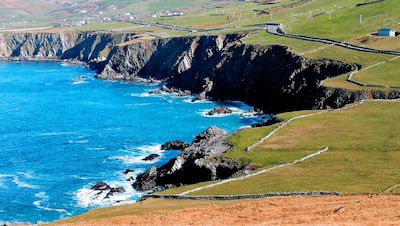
(41, 0), (400, 224)
(156, 101), (400, 196)
(191, 101), (400, 195)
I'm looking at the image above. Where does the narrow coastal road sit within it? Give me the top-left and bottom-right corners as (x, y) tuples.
(266, 25), (400, 56)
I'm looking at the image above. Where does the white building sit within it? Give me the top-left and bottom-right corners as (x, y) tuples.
(378, 28), (396, 37)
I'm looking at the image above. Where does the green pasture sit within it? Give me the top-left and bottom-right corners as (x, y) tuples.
(164, 101), (400, 196)
(245, 0), (400, 42)
(188, 148), (400, 195)
(352, 57), (400, 88)
(243, 32), (399, 90)
(76, 22), (136, 32)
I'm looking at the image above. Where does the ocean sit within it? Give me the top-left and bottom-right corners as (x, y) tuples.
(0, 61), (264, 224)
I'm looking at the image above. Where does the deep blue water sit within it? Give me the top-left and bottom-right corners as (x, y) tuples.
(0, 61), (264, 224)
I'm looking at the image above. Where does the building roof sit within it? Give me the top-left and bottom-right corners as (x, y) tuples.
(379, 28), (393, 31)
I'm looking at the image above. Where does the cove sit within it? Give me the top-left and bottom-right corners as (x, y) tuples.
(0, 61), (263, 224)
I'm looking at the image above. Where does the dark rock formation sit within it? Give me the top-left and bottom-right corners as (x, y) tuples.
(149, 89), (162, 95)
(92, 182), (111, 190)
(124, 169), (135, 174)
(124, 169), (136, 181)
(91, 181), (126, 199)
(0, 32), (77, 59)
(142, 153), (160, 161)
(2, 31), (399, 113)
(134, 166), (158, 191)
(251, 115), (284, 127)
(161, 140), (190, 151)
(85, 34), (360, 112)
(207, 106), (232, 116)
(133, 126), (238, 191)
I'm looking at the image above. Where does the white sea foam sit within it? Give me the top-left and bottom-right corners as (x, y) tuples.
(35, 191), (47, 199)
(199, 106), (246, 118)
(87, 147), (107, 151)
(72, 80), (88, 85)
(130, 92), (152, 98)
(136, 144), (163, 154)
(0, 174), (13, 188)
(108, 155), (156, 165)
(67, 139), (89, 144)
(0, 175), (9, 188)
(108, 144), (163, 165)
(34, 192), (71, 215)
(0, 174), (14, 178)
(34, 70), (57, 72)
(183, 98), (211, 104)
(71, 76), (92, 85)
(12, 176), (39, 189)
(17, 172), (34, 179)
(199, 110), (232, 118)
(40, 132), (76, 136)
(76, 181), (141, 208)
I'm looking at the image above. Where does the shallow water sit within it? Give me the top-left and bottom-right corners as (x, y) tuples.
(0, 61), (265, 223)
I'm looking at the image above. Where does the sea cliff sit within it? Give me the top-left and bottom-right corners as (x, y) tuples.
(1, 31), (390, 113)
(2, 31), (400, 192)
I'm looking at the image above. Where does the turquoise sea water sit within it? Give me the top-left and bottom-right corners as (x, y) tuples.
(0, 61), (264, 223)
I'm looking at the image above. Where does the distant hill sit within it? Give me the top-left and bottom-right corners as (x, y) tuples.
(0, 0), (230, 22)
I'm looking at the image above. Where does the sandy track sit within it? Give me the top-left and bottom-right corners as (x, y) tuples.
(55, 195), (400, 226)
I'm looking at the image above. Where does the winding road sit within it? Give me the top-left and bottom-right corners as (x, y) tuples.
(266, 25), (400, 56)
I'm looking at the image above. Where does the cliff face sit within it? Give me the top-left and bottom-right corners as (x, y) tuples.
(0, 32), (77, 59)
(1, 31), (398, 112)
(133, 126), (240, 191)
(87, 33), (359, 112)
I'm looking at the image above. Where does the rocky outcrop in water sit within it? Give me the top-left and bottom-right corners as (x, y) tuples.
(207, 106), (232, 116)
(133, 126), (238, 191)
(161, 140), (190, 151)
(91, 182), (126, 199)
(142, 153), (160, 161)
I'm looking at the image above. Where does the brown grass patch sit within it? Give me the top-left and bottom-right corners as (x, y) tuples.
(50, 195), (400, 226)
(261, 123), (327, 149)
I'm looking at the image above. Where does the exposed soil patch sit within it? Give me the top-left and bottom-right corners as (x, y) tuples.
(53, 195), (400, 225)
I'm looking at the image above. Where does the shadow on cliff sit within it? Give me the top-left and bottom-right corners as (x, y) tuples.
(137, 38), (355, 113)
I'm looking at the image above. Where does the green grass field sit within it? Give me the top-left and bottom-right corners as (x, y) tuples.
(162, 101), (400, 196)
(352, 57), (400, 88)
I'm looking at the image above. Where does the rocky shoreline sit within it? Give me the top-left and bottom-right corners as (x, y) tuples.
(0, 31), (362, 112)
(83, 113), (279, 199)
(133, 126), (239, 192)
(2, 30), (400, 203)
(2, 31), (400, 112)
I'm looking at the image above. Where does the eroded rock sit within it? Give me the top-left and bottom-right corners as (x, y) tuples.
(133, 126), (240, 191)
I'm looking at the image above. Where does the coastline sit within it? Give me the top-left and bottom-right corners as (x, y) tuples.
(1, 30), (399, 224)
(0, 57), (88, 67)
(0, 57), (266, 223)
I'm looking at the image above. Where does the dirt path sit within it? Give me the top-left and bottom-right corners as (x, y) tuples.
(54, 195), (400, 225)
